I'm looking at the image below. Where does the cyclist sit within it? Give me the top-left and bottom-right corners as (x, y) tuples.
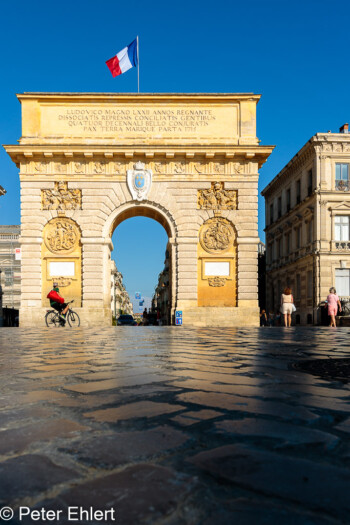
(49, 282), (69, 322)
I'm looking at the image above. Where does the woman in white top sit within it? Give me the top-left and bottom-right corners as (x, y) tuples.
(280, 287), (293, 327)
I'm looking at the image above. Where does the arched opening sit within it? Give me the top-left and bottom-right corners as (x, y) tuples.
(307, 313), (313, 324)
(106, 205), (175, 326)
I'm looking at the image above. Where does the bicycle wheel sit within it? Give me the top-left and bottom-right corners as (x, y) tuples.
(67, 310), (80, 327)
(45, 310), (60, 327)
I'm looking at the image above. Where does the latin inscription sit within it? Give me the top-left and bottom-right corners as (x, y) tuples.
(58, 108), (215, 133)
(41, 104), (238, 140)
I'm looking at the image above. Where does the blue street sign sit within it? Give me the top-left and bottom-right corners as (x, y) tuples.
(175, 317), (183, 326)
(175, 310), (183, 318)
(135, 292), (141, 299)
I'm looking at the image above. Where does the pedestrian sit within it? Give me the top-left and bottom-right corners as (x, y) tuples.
(142, 307), (148, 326)
(280, 287), (294, 327)
(260, 309), (268, 326)
(268, 311), (275, 326)
(327, 287), (342, 327)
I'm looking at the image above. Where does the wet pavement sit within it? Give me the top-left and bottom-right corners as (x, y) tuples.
(0, 326), (350, 525)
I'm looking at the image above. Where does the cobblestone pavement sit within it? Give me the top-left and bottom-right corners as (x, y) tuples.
(0, 327), (350, 525)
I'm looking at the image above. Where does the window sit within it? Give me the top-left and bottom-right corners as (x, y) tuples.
(335, 163), (349, 190)
(278, 237), (283, 258)
(307, 170), (313, 196)
(296, 274), (301, 299)
(286, 188), (291, 212)
(295, 226), (301, 249)
(307, 270), (313, 298)
(296, 179), (301, 204)
(270, 203), (274, 224)
(335, 268), (350, 296)
(286, 232), (291, 254)
(335, 216), (350, 241)
(277, 197), (282, 218)
(267, 243), (273, 264)
(307, 220), (313, 244)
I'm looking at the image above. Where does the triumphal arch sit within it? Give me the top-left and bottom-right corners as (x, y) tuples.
(5, 93), (273, 327)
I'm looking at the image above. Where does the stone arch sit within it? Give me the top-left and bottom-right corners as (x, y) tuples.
(102, 200), (178, 324)
(103, 201), (178, 240)
(41, 217), (82, 308)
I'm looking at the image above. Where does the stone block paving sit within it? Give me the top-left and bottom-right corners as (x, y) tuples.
(0, 326), (350, 524)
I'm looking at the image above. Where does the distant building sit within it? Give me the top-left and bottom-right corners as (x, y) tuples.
(258, 241), (266, 311)
(152, 243), (172, 325)
(0, 225), (21, 310)
(262, 123), (350, 324)
(111, 260), (133, 317)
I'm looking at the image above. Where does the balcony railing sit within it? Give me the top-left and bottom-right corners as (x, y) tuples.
(335, 180), (350, 191)
(334, 241), (350, 250)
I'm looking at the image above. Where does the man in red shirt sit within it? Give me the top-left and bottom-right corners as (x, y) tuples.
(49, 282), (69, 322)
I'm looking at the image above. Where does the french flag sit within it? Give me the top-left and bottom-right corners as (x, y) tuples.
(106, 39), (138, 78)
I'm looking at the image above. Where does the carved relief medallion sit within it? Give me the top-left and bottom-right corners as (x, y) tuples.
(154, 162), (164, 174)
(94, 161), (105, 174)
(208, 276), (226, 287)
(174, 161), (185, 174)
(127, 161), (152, 201)
(213, 162), (224, 174)
(113, 162), (123, 174)
(232, 162), (243, 174)
(198, 182), (237, 210)
(199, 218), (235, 254)
(54, 162), (68, 174)
(194, 162), (206, 174)
(34, 162), (45, 172)
(44, 218), (79, 254)
(42, 181), (81, 210)
(74, 162), (85, 174)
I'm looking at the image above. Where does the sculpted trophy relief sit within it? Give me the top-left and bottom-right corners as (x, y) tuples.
(42, 181), (81, 210)
(198, 182), (237, 210)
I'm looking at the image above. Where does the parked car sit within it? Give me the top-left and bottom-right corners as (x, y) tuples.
(117, 314), (137, 326)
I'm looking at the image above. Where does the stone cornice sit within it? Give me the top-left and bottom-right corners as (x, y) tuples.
(262, 132), (350, 199)
(262, 141), (315, 198)
(4, 145), (274, 169)
(18, 92), (262, 101)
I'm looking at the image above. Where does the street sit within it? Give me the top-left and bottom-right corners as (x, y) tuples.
(0, 327), (349, 524)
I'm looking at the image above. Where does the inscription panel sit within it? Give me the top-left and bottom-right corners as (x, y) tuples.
(40, 104), (239, 143)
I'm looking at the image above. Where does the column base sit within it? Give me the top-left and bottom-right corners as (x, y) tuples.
(175, 301), (259, 327)
(19, 307), (112, 328)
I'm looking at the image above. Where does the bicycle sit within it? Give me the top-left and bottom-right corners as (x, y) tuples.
(45, 300), (80, 327)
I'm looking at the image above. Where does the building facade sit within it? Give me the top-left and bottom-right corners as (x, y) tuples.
(262, 124), (350, 324)
(152, 243), (172, 325)
(110, 260), (133, 317)
(0, 225), (21, 310)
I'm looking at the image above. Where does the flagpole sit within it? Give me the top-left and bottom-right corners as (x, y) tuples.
(137, 35), (140, 93)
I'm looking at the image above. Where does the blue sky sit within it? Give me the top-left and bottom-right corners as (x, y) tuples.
(1, 0), (349, 299)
